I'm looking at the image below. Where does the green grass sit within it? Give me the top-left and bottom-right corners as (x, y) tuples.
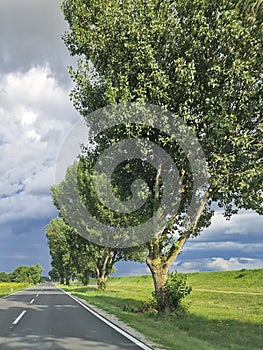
(0, 282), (31, 298)
(61, 269), (263, 350)
(186, 268), (263, 293)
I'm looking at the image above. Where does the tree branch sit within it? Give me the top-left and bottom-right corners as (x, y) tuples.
(166, 190), (210, 267)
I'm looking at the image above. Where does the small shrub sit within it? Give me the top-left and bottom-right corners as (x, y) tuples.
(236, 268), (247, 279)
(139, 297), (158, 313)
(139, 271), (192, 315)
(166, 271), (192, 314)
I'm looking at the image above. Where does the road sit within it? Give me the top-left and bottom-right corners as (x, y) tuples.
(0, 283), (152, 350)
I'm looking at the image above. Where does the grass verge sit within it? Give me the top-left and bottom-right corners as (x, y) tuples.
(0, 282), (31, 298)
(60, 269), (263, 350)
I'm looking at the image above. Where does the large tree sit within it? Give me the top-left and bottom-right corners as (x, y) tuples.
(46, 218), (76, 285)
(51, 169), (146, 290)
(61, 0), (263, 313)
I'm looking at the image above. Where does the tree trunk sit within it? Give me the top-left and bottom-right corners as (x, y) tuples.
(65, 275), (71, 286)
(97, 275), (107, 291)
(96, 251), (113, 291)
(146, 259), (170, 314)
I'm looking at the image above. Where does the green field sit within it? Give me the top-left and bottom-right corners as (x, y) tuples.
(0, 282), (31, 298)
(61, 268), (263, 350)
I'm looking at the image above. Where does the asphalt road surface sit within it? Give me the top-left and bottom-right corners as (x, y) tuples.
(0, 283), (153, 350)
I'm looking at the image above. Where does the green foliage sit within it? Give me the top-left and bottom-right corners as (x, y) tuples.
(62, 0), (263, 216)
(79, 272), (90, 286)
(7, 264), (43, 284)
(0, 271), (10, 282)
(61, 0), (263, 313)
(48, 267), (60, 281)
(46, 213), (145, 289)
(46, 218), (76, 285)
(166, 271), (192, 314)
(151, 271), (192, 315)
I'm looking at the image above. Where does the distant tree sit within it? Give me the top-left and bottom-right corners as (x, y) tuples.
(62, 0), (263, 313)
(51, 163), (147, 290)
(48, 268), (60, 282)
(78, 271), (90, 286)
(46, 210), (145, 290)
(28, 264), (43, 284)
(0, 271), (10, 282)
(9, 264), (43, 284)
(46, 218), (76, 285)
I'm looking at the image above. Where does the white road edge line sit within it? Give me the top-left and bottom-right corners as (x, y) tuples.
(57, 286), (153, 350)
(30, 299), (35, 304)
(12, 310), (27, 325)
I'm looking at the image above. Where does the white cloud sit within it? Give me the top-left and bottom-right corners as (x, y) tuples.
(0, 0), (79, 273)
(173, 257), (263, 273)
(20, 110), (37, 125)
(206, 257), (235, 271)
(206, 257), (263, 271)
(125, 267), (151, 276)
(202, 209), (263, 238)
(0, 193), (55, 224)
(0, 0), (74, 85)
(4, 66), (64, 110)
(0, 66), (79, 223)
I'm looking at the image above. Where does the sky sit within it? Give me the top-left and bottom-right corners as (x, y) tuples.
(0, 0), (262, 276)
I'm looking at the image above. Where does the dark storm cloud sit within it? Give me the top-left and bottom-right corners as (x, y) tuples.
(0, 217), (55, 273)
(0, 1), (262, 276)
(0, 0), (74, 85)
(180, 242), (263, 261)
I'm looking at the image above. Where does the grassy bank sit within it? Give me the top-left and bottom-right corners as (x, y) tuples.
(0, 282), (31, 298)
(61, 269), (263, 350)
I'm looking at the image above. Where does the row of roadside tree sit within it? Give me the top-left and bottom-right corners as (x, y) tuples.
(46, 0), (263, 315)
(46, 216), (146, 290)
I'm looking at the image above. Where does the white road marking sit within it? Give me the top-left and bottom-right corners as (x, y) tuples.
(57, 286), (153, 350)
(30, 299), (35, 304)
(12, 310), (27, 325)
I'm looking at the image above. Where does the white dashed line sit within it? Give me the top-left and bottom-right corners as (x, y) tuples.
(12, 310), (27, 325)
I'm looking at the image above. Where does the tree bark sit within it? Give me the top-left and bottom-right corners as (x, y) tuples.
(146, 258), (171, 314)
(96, 274), (108, 291)
(96, 253), (110, 291)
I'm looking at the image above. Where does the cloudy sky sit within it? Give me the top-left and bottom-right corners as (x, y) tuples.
(0, 0), (262, 276)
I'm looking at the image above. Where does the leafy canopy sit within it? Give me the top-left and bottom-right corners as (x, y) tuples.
(62, 0), (263, 222)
